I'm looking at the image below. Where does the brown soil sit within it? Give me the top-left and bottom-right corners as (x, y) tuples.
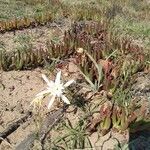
(0, 66), (128, 150)
(0, 59), (149, 150)
(0, 19), (71, 52)
(0, 69), (47, 149)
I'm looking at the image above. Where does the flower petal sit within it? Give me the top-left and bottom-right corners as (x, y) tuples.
(64, 79), (75, 87)
(48, 95), (56, 109)
(42, 74), (54, 86)
(61, 95), (70, 104)
(55, 71), (61, 85)
(36, 89), (50, 97)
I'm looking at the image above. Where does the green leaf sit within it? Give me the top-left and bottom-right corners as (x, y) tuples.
(78, 68), (96, 91)
(85, 50), (103, 89)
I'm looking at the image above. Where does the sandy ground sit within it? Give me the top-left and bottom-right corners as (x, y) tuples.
(0, 19), (71, 52)
(0, 67), (128, 150)
(0, 66), (150, 150)
(0, 69), (47, 148)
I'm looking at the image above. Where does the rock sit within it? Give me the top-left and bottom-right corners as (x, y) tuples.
(103, 138), (118, 150)
(68, 62), (79, 73)
(9, 86), (15, 92)
(131, 72), (150, 97)
(89, 132), (111, 148)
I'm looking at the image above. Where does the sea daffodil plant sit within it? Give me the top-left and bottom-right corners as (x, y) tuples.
(31, 71), (75, 109)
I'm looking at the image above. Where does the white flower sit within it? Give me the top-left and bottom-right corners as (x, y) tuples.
(35, 71), (75, 109)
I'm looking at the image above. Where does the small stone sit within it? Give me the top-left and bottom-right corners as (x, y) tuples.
(64, 72), (69, 77)
(131, 73), (150, 97)
(68, 62), (78, 73)
(26, 75), (30, 79)
(103, 138), (118, 150)
(9, 86), (15, 92)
